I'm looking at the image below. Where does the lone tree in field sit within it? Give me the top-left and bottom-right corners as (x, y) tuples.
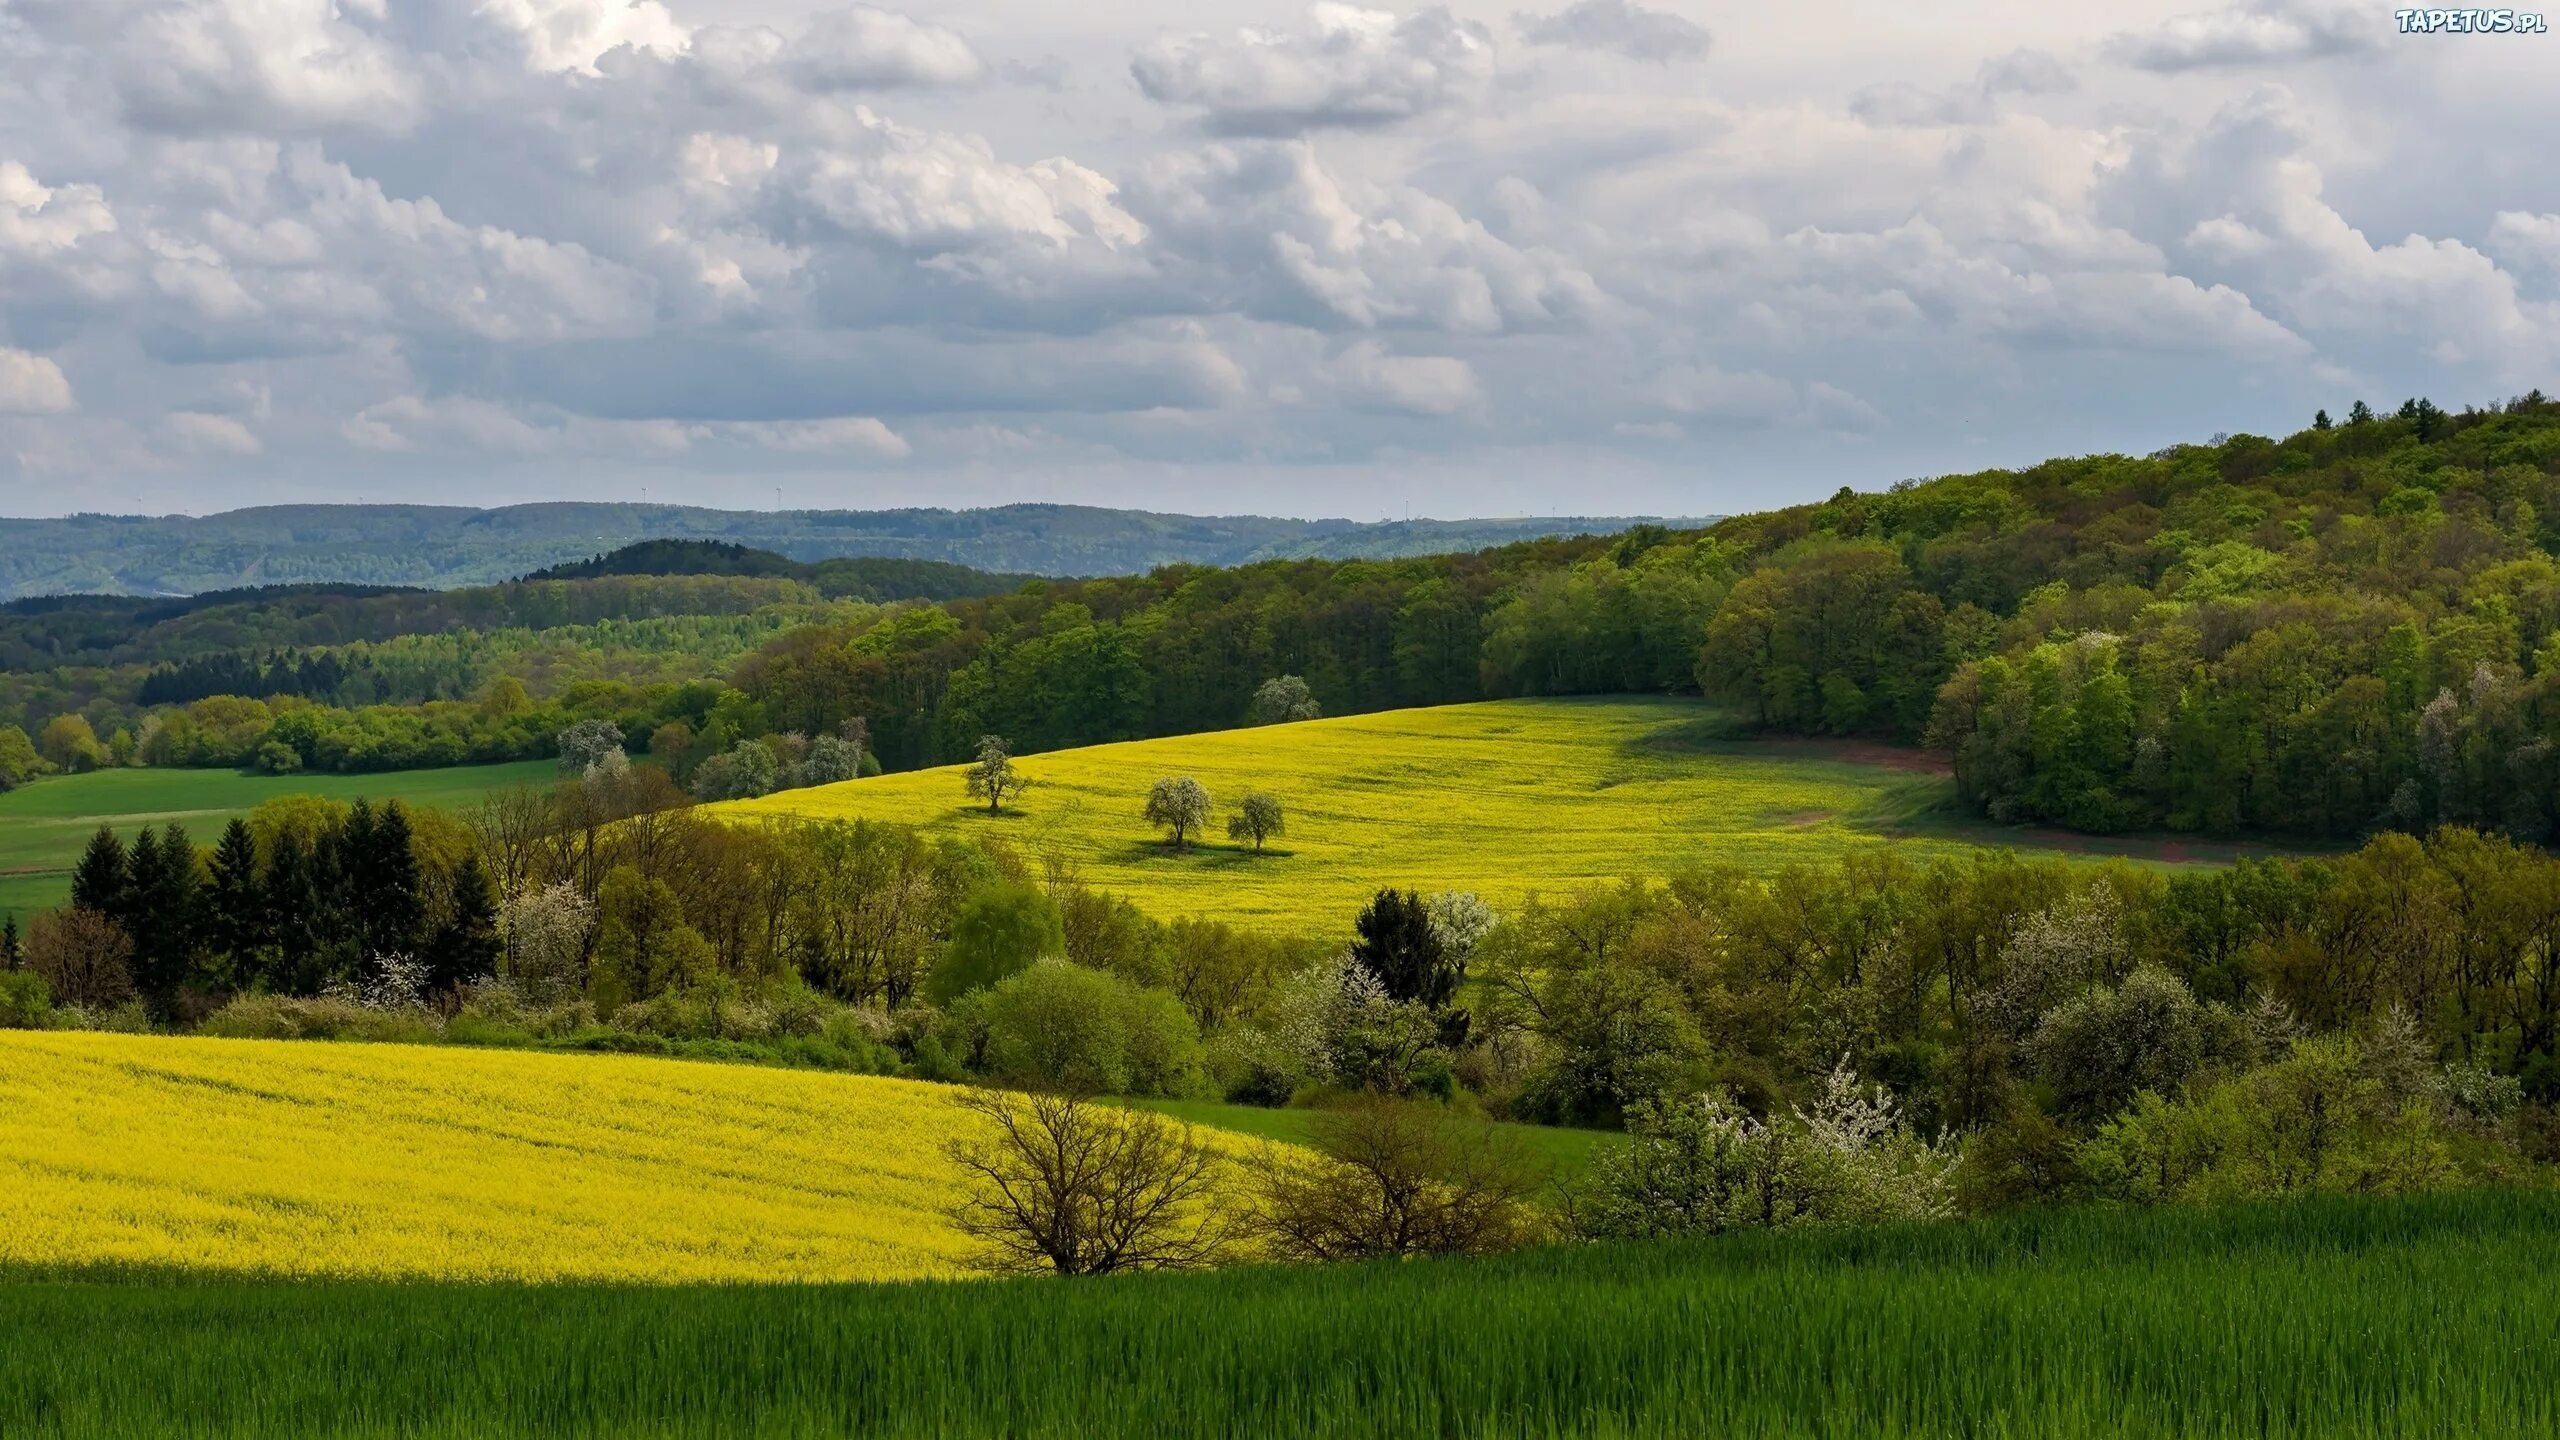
(1144, 776), (1213, 849)
(946, 1088), (1238, 1276)
(1228, 792), (1285, 852)
(1248, 675), (1322, 726)
(965, 734), (1031, 814)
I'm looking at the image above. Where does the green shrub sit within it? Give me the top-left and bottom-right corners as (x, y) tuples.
(201, 994), (439, 1044)
(928, 884), (1065, 1004)
(0, 971), (51, 1029)
(955, 960), (1205, 1097)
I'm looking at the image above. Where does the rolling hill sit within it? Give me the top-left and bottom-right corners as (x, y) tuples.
(717, 697), (2102, 930)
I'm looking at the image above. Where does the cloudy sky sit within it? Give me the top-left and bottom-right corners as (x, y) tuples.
(0, 1), (2553, 519)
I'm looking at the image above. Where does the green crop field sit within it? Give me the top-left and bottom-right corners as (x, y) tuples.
(1120, 1096), (1622, 1182)
(0, 760), (558, 923)
(720, 697), (2261, 931)
(6, 1188), (2554, 1438)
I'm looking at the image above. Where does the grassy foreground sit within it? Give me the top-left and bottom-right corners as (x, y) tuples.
(0, 1032), (1134, 1283)
(0, 759), (557, 923)
(721, 698), (1988, 928)
(5, 1190), (2555, 1438)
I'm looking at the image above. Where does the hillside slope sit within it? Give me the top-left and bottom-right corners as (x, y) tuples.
(722, 698), (1982, 927)
(0, 1033), (1071, 1282)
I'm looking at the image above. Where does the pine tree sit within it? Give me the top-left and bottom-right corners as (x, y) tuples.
(1351, 888), (1458, 1010)
(206, 819), (267, 985)
(429, 853), (502, 994)
(1, 914), (20, 971)
(69, 824), (128, 916)
(265, 831), (321, 994)
(123, 824), (202, 1011)
(2348, 400), (2374, 425)
(364, 801), (425, 963)
(2313, 408), (2332, 431)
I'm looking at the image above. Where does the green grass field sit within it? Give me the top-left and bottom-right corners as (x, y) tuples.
(0, 760), (558, 924)
(6, 1189), (2554, 1438)
(719, 697), (2184, 930)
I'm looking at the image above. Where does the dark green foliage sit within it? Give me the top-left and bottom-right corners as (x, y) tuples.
(68, 825), (126, 916)
(6, 1191), (2559, 1438)
(204, 820), (265, 985)
(1351, 889), (1457, 1011)
(120, 825), (200, 1009)
(428, 854), (501, 995)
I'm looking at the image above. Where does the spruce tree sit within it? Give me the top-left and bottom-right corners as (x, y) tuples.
(123, 825), (202, 1011)
(1, 914), (20, 971)
(429, 853), (502, 994)
(69, 824), (128, 916)
(365, 801), (425, 963)
(206, 819), (267, 985)
(265, 831), (320, 994)
(1351, 888), (1458, 1010)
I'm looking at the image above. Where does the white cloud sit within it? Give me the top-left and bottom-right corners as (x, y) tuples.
(1329, 340), (1482, 416)
(166, 410), (262, 454)
(112, 0), (424, 134)
(1132, 4), (1495, 134)
(727, 416), (912, 456)
(1514, 1), (1709, 61)
(788, 7), (986, 90)
(2105, 1), (2371, 73)
(477, 0), (690, 75)
(0, 350), (76, 414)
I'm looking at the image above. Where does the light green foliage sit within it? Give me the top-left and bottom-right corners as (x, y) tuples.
(951, 959), (1205, 1098)
(1142, 775), (1212, 849)
(928, 884), (1066, 1004)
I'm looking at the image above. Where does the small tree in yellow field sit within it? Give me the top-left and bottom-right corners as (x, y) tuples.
(1228, 792), (1284, 852)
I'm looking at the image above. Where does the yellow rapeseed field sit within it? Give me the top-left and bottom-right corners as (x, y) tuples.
(0, 1032), (1241, 1283)
(720, 697), (1976, 929)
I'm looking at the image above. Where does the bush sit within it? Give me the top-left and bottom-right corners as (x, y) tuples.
(1207, 1026), (1305, 1106)
(928, 884), (1065, 1004)
(955, 960), (1204, 1097)
(201, 993), (440, 1044)
(0, 971), (52, 1029)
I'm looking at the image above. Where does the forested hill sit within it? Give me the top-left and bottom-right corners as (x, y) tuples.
(520, 540), (1034, 602)
(0, 503), (1702, 600)
(732, 393), (2560, 844)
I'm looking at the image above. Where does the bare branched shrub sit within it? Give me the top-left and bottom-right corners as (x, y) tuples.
(946, 1089), (1238, 1276)
(1255, 1095), (1545, 1261)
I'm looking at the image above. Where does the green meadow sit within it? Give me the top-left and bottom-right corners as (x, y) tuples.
(0, 760), (557, 923)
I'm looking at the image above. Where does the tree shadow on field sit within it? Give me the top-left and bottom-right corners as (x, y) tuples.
(1104, 840), (1296, 866)
(943, 806), (1033, 823)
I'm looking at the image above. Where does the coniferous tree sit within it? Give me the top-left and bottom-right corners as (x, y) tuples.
(2313, 408), (2332, 431)
(69, 825), (128, 917)
(363, 801), (425, 962)
(1351, 889), (1459, 1011)
(1, 914), (20, 971)
(428, 852), (502, 994)
(123, 825), (202, 1011)
(206, 819), (268, 985)
(265, 831), (322, 994)
(2348, 399), (2374, 424)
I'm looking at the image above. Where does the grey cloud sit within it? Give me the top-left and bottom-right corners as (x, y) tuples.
(1514, 1), (1709, 62)
(1852, 49), (2074, 128)
(1130, 5), (1494, 135)
(2105, 1), (2372, 73)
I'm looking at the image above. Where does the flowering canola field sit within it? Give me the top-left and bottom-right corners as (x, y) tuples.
(0, 1032), (1108, 1283)
(722, 697), (1975, 929)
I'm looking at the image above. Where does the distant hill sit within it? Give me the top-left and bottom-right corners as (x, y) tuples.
(0, 503), (1711, 600)
(522, 539), (1035, 603)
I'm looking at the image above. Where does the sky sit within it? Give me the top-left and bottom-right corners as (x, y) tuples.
(0, 1), (2554, 520)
